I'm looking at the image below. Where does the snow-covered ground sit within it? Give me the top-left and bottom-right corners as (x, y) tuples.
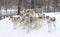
(0, 12), (60, 37)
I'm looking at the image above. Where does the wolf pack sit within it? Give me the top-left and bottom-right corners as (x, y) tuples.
(9, 9), (56, 33)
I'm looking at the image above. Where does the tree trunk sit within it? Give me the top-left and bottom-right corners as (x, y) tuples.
(18, 3), (20, 15)
(17, 0), (22, 15)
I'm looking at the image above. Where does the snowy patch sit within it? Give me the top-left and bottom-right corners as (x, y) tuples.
(0, 13), (60, 37)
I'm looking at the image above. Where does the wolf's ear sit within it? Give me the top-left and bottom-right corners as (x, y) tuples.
(9, 16), (13, 20)
(17, 17), (20, 19)
(42, 13), (45, 16)
(46, 16), (49, 19)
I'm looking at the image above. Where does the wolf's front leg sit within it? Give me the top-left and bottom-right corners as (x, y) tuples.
(48, 24), (52, 33)
(53, 22), (56, 31)
(13, 22), (17, 30)
(26, 24), (31, 33)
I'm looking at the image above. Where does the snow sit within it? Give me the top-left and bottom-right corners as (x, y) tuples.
(0, 12), (60, 37)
